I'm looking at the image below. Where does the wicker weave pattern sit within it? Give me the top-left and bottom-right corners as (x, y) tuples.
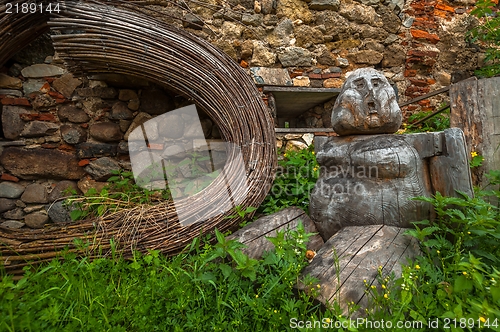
(0, 0), (276, 274)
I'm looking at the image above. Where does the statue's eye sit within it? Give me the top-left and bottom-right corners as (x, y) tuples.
(371, 78), (382, 87)
(353, 79), (365, 90)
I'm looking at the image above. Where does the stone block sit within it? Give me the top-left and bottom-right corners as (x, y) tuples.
(20, 121), (59, 137)
(0, 73), (22, 89)
(1, 106), (32, 139)
(250, 67), (292, 86)
(0, 182), (25, 199)
(24, 212), (49, 229)
(227, 207), (324, 259)
(140, 88), (175, 115)
(21, 183), (48, 204)
(0, 147), (85, 180)
(60, 124), (87, 144)
(21, 64), (65, 78)
(52, 73), (82, 98)
(90, 122), (123, 142)
(57, 104), (90, 123)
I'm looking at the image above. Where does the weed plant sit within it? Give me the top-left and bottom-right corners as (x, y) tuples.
(258, 145), (319, 216)
(0, 224), (347, 331)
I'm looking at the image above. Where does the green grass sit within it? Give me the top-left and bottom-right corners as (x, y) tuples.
(3, 149), (500, 331)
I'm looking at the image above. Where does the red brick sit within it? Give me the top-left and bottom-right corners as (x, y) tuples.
(148, 143), (164, 150)
(434, 9), (449, 18)
(418, 99), (431, 106)
(19, 113), (57, 122)
(423, 58), (437, 67)
(405, 85), (430, 96)
(409, 78), (430, 87)
(58, 144), (75, 152)
(1, 173), (19, 182)
(240, 60), (248, 68)
(413, 20), (439, 30)
(435, 3), (455, 12)
(411, 3), (426, 10)
(40, 82), (51, 93)
(410, 29), (440, 44)
(1, 97), (31, 106)
(404, 69), (417, 77)
(427, 78), (436, 85)
(408, 50), (440, 58)
(78, 159), (90, 167)
(48, 91), (65, 99)
(289, 70), (304, 79)
(406, 105), (419, 111)
(322, 73), (341, 79)
(308, 73), (322, 79)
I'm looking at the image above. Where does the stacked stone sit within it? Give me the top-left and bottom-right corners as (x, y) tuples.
(276, 133), (316, 153)
(0, 58), (219, 229)
(175, 0), (482, 116)
(401, 0), (477, 114)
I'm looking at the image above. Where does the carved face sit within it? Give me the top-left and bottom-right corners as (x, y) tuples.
(331, 68), (402, 136)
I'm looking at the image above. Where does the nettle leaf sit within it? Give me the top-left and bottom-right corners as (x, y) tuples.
(219, 264), (233, 279)
(70, 209), (83, 221)
(454, 275), (473, 292)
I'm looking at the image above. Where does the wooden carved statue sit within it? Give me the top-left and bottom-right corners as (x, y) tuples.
(310, 68), (473, 241)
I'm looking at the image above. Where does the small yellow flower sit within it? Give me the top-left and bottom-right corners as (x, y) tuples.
(437, 250), (440, 254)
(312, 151), (315, 155)
(471, 151), (478, 158)
(274, 310), (277, 313)
(382, 284), (386, 289)
(415, 265), (420, 270)
(384, 294), (389, 299)
(371, 285), (376, 289)
(325, 318), (331, 323)
(468, 231), (471, 235)
(463, 271), (468, 276)
(255, 294), (259, 298)
(317, 284), (321, 289)
(313, 166), (318, 171)
(480, 316), (486, 323)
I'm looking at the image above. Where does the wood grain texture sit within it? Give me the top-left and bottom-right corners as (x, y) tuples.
(297, 225), (420, 315)
(450, 77), (500, 188)
(227, 207), (324, 259)
(310, 129), (472, 240)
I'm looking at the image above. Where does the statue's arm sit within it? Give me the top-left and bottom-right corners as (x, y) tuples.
(429, 128), (474, 198)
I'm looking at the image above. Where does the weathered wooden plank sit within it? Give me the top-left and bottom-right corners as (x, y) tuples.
(430, 128), (474, 197)
(227, 207), (324, 259)
(298, 225), (420, 315)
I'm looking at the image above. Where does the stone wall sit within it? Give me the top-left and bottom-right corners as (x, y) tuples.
(0, 52), (220, 229)
(0, 0), (483, 229)
(135, 0), (481, 118)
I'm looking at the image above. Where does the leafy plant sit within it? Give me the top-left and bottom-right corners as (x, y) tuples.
(258, 145), (319, 215)
(468, 0), (500, 77)
(404, 108), (450, 134)
(362, 188), (500, 330)
(0, 223), (348, 331)
(67, 169), (171, 221)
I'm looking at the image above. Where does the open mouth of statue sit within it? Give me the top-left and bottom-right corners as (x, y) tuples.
(367, 101), (377, 114)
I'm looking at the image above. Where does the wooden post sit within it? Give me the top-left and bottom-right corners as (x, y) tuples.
(450, 77), (500, 187)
